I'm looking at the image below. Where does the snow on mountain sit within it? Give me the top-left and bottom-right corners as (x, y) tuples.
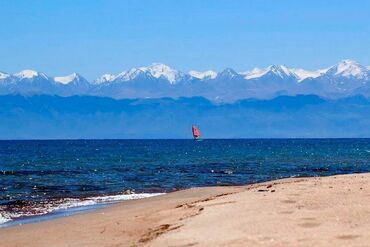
(51, 73), (90, 96)
(325, 59), (370, 79)
(297, 60), (370, 97)
(189, 70), (217, 80)
(1, 59), (370, 101)
(242, 65), (330, 82)
(115, 68), (153, 82)
(140, 63), (184, 84)
(113, 63), (187, 84)
(15, 70), (48, 80)
(240, 68), (266, 79)
(290, 68), (326, 81)
(242, 65), (297, 80)
(0, 71), (10, 80)
(95, 74), (115, 84)
(54, 73), (84, 85)
(217, 68), (240, 79)
(261, 65), (297, 79)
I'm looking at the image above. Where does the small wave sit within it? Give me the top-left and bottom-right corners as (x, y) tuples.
(55, 193), (164, 211)
(0, 214), (11, 224)
(0, 192), (164, 225)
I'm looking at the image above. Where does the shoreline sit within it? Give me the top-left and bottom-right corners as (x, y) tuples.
(0, 201), (115, 228)
(1, 173), (369, 246)
(0, 192), (164, 228)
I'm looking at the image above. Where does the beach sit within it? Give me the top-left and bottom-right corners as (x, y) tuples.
(0, 173), (369, 247)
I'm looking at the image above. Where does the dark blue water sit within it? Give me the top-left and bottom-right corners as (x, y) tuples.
(1, 139), (370, 224)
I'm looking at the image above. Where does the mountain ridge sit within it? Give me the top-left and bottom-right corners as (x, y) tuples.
(1, 60), (370, 101)
(1, 94), (369, 139)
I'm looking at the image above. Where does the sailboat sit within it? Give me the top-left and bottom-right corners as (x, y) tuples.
(192, 125), (201, 140)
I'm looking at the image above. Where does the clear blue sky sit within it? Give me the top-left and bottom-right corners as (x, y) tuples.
(1, 0), (370, 80)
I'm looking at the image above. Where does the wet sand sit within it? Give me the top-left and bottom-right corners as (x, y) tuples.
(1, 173), (369, 247)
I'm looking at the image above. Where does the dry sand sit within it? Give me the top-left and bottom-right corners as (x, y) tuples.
(1, 173), (369, 247)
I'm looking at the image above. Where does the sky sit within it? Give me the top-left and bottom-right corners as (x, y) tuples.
(1, 0), (370, 80)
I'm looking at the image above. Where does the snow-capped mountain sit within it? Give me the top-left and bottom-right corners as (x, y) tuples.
(242, 65), (297, 81)
(114, 68), (154, 82)
(325, 59), (370, 80)
(54, 73), (89, 87)
(53, 73), (90, 94)
(4, 69), (53, 95)
(189, 70), (217, 80)
(15, 69), (49, 80)
(109, 63), (192, 84)
(0, 70), (90, 96)
(241, 65), (329, 82)
(140, 63), (184, 84)
(94, 74), (115, 84)
(0, 71), (11, 81)
(108, 63), (189, 84)
(1, 60), (370, 101)
(290, 68), (326, 81)
(216, 68), (241, 80)
(299, 60), (370, 96)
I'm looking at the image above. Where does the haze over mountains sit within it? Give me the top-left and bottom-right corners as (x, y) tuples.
(1, 59), (370, 101)
(1, 94), (370, 139)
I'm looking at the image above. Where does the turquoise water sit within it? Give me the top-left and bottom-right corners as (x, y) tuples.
(1, 139), (370, 224)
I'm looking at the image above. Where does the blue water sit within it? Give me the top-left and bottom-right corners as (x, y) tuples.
(1, 139), (370, 224)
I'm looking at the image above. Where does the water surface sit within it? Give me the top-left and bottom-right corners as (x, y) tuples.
(1, 139), (369, 224)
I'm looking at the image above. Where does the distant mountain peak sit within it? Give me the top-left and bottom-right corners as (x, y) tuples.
(144, 63), (171, 70)
(268, 65), (296, 78)
(115, 68), (153, 82)
(15, 70), (48, 80)
(242, 65), (296, 80)
(189, 70), (217, 80)
(218, 68), (239, 79)
(95, 74), (115, 84)
(140, 63), (182, 84)
(53, 73), (90, 91)
(241, 67), (265, 79)
(290, 68), (325, 81)
(54, 73), (84, 85)
(0, 71), (10, 80)
(340, 59), (357, 64)
(326, 59), (369, 79)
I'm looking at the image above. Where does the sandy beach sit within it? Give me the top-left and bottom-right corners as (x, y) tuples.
(1, 173), (369, 247)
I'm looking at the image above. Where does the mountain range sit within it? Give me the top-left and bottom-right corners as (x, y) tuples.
(1, 59), (370, 101)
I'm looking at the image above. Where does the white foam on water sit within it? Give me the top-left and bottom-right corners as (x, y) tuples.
(0, 193), (164, 225)
(55, 193), (164, 211)
(0, 214), (11, 224)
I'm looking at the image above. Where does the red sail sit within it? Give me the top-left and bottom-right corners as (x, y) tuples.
(192, 125), (200, 139)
